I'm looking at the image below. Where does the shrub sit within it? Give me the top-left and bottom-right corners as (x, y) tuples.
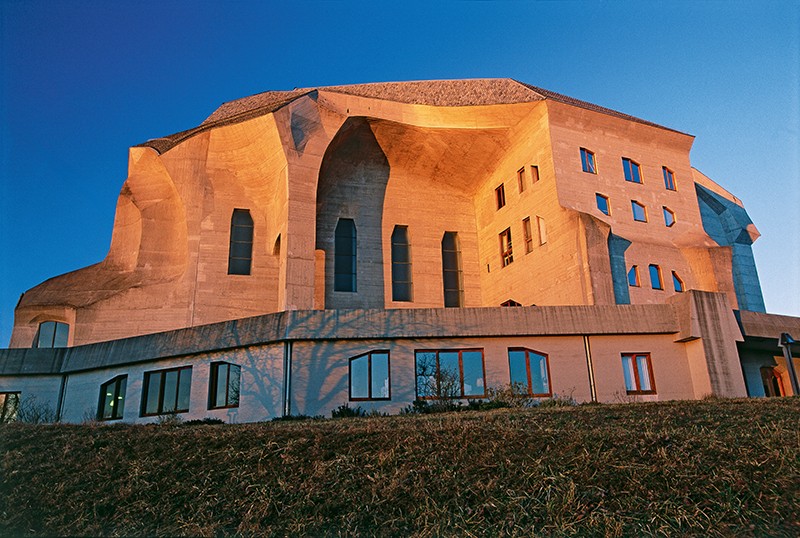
(331, 404), (367, 418)
(183, 417), (225, 426)
(16, 396), (58, 424)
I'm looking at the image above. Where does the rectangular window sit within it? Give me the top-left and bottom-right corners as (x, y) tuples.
(663, 207), (675, 227)
(522, 217), (533, 253)
(350, 351), (390, 401)
(530, 165), (540, 183)
(508, 348), (551, 397)
(672, 271), (684, 292)
(33, 321), (69, 348)
(621, 353), (656, 394)
(141, 366), (192, 416)
(228, 209), (254, 275)
(622, 158), (642, 184)
(98, 375), (127, 421)
(499, 228), (513, 266)
(663, 167), (676, 190)
(628, 265), (640, 287)
(415, 349), (486, 399)
(517, 168), (526, 192)
(209, 362), (241, 409)
(596, 193), (610, 216)
(537, 216), (547, 245)
(580, 148), (596, 174)
(391, 225), (413, 301)
(495, 184), (506, 209)
(334, 218), (357, 292)
(441, 232), (464, 307)
(0, 392), (20, 423)
(631, 201), (647, 222)
(649, 264), (663, 290)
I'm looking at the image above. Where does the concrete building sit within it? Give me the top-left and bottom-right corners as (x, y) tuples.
(1, 79), (797, 424)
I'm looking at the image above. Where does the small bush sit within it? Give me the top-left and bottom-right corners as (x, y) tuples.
(331, 404), (367, 418)
(183, 417), (225, 426)
(16, 396), (58, 424)
(155, 414), (183, 426)
(536, 392), (577, 408)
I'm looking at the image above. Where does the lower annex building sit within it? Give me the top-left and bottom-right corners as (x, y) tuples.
(1, 79), (798, 423)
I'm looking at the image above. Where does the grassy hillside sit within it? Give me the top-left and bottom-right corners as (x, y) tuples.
(1, 398), (798, 537)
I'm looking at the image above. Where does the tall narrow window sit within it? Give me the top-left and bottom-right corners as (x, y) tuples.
(517, 168), (526, 192)
(391, 225), (413, 301)
(631, 201), (647, 222)
(350, 351), (390, 401)
(495, 184), (506, 209)
(522, 217), (533, 253)
(499, 228), (513, 266)
(441, 232), (464, 307)
(663, 167), (676, 191)
(580, 148), (596, 174)
(334, 218), (357, 292)
(98, 375), (127, 421)
(141, 366), (192, 416)
(228, 209), (254, 275)
(530, 165), (540, 183)
(621, 353), (656, 394)
(663, 207), (675, 227)
(537, 216), (547, 245)
(628, 266), (640, 287)
(508, 348), (551, 397)
(0, 392), (20, 423)
(209, 362), (241, 409)
(415, 349), (486, 399)
(622, 158), (642, 184)
(649, 264), (663, 290)
(672, 271), (684, 292)
(596, 193), (610, 215)
(33, 321), (69, 348)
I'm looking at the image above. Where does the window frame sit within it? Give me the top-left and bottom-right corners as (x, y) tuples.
(672, 271), (684, 293)
(98, 375), (127, 421)
(649, 264), (663, 290)
(499, 228), (513, 266)
(334, 218), (357, 292)
(441, 231), (464, 308)
(522, 217), (533, 253)
(140, 365), (193, 417)
(628, 265), (640, 287)
(580, 148), (596, 174)
(0, 392), (21, 423)
(631, 200), (648, 222)
(349, 351), (391, 401)
(508, 348), (552, 397)
(495, 184), (506, 209)
(662, 167), (676, 191)
(596, 193), (610, 216)
(517, 167), (526, 193)
(33, 321), (69, 348)
(537, 216), (547, 245)
(530, 165), (540, 184)
(663, 206), (676, 227)
(622, 157), (643, 184)
(209, 361), (241, 410)
(621, 353), (657, 395)
(390, 225), (413, 302)
(414, 348), (487, 400)
(228, 208), (254, 275)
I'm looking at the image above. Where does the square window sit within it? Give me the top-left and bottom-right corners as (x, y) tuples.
(350, 351), (390, 400)
(580, 148), (596, 174)
(596, 193), (610, 216)
(672, 271), (684, 292)
(209, 362), (241, 409)
(631, 201), (647, 222)
(628, 266), (640, 287)
(517, 168), (525, 193)
(508, 348), (551, 397)
(621, 353), (656, 394)
(141, 366), (192, 416)
(649, 264), (663, 290)
(495, 184), (506, 209)
(622, 158), (642, 184)
(499, 228), (513, 266)
(415, 349), (486, 399)
(663, 167), (676, 190)
(522, 217), (533, 253)
(530, 165), (540, 183)
(663, 207), (675, 227)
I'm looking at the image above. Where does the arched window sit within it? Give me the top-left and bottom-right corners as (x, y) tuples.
(391, 226), (412, 301)
(228, 209), (254, 275)
(334, 218), (356, 292)
(33, 321), (69, 348)
(441, 232), (464, 307)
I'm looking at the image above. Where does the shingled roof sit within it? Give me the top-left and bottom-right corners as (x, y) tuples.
(137, 78), (686, 154)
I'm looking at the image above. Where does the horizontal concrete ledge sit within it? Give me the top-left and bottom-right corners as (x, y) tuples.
(738, 310), (800, 341)
(0, 303), (680, 376)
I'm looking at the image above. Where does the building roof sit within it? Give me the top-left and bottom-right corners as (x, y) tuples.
(137, 78), (687, 154)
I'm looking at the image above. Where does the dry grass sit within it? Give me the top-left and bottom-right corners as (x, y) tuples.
(1, 398), (798, 537)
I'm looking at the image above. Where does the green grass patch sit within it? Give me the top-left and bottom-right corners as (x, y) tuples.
(1, 398), (798, 536)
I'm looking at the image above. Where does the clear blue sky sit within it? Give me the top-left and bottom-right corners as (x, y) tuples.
(1, 1), (798, 346)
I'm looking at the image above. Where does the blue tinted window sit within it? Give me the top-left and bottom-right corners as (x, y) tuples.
(596, 194), (610, 215)
(628, 266), (640, 287)
(622, 158), (642, 183)
(580, 148), (596, 174)
(632, 201), (647, 222)
(649, 265), (663, 290)
(334, 218), (357, 292)
(228, 209), (254, 275)
(663, 167), (676, 190)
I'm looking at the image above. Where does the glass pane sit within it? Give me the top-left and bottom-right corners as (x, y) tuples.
(145, 373), (162, 415)
(228, 365), (241, 406)
(37, 322), (56, 348)
(102, 382), (115, 419)
(53, 323), (69, 347)
(443, 271), (460, 291)
(508, 350), (528, 390)
(163, 370), (179, 413)
(116, 377), (126, 418)
(636, 356), (651, 391)
(415, 352), (437, 398)
(628, 266), (638, 287)
(392, 282), (411, 302)
(622, 356), (636, 392)
(229, 258), (251, 275)
(439, 352), (460, 397)
(673, 273), (683, 292)
(444, 290), (462, 308)
(334, 272), (354, 292)
(350, 355), (369, 399)
(632, 165), (641, 183)
(215, 364), (228, 407)
(530, 353), (549, 395)
(371, 353), (390, 399)
(232, 209), (253, 227)
(391, 263), (411, 283)
(649, 265), (662, 289)
(230, 242), (252, 259)
(461, 351), (485, 397)
(233, 224), (254, 242)
(177, 368), (192, 412)
(441, 232), (457, 251)
(596, 195), (609, 215)
(632, 202), (646, 222)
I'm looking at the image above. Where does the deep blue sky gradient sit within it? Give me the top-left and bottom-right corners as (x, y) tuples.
(1, 1), (798, 346)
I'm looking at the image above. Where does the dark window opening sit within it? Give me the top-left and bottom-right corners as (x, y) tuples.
(442, 232), (464, 307)
(141, 366), (192, 416)
(334, 218), (357, 292)
(228, 209), (254, 275)
(495, 184), (506, 209)
(33, 321), (69, 348)
(391, 226), (413, 301)
(98, 375), (127, 421)
(209, 362), (241, 409)
(350, 351), (391, 400)
(499, 228), (513, 266)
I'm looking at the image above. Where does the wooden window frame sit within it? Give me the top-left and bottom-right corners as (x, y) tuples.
(495, 184), (506, 209)
(209, 362), (241, 410)
(649, 264), (663, 290)
(508, 347), (552, 397)
(522, 217), (533, 253)
(596, 193), (610, 216)
(672, 271), (684, 293)
(349, 351), (392, 402)
(663, 206), (676, 227)
(621, 353), (657, 395)
(414, 349), (487, 400)
(140, 365), (192, 417)
(98, 375), (127, 421)
(517, 168), (526, 193)
(631, 200), (648, 222)
(580, 148), (596, 174)
(499, 228), (513, 266)
(628, 265), (640, 287)
(622, 157), (643, 184)
(662, 166), (676, 191)
(530, 165), (540, 184)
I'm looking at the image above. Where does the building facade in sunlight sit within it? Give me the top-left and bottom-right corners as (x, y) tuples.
(1, 79), (797, 424)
